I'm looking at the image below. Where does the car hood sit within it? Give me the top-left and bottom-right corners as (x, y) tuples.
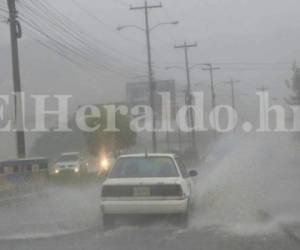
(103, 177), (182, 186)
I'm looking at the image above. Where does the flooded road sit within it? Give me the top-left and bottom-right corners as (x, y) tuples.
(1, 133), (300, 250)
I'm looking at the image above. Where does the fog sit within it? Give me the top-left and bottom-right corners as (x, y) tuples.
(0, 0), (296, 157)
(1, 0), (298, 95)
(1, 1), (300, 249)
(1, 133), (300, 242)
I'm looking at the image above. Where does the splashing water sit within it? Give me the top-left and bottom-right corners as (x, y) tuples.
(191, 133), (300, 235)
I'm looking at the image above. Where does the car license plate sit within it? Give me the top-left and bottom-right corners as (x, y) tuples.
(133, 186), (150, 196)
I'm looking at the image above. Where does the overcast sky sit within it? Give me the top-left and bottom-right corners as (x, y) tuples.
(0, 0), (298, 158)
(0, 0), (298, 101)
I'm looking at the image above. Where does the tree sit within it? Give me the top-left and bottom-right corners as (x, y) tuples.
(84, 105), (136, 157)
(286, 63), (300, 105)
(30, 119), (87, 158)
(292, 68), (300, 99)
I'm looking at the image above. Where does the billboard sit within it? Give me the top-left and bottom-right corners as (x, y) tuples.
(126, 80), (176, 120)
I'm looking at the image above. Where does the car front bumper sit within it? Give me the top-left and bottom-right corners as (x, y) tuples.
(101, 198), (189, 215)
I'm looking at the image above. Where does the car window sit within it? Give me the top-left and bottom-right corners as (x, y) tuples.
(176, 158), (189, 178)
(109, 157), (179, 178)
(58, 155), (79, 162)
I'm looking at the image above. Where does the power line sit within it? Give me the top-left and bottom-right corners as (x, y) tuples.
(219, 67), (291, 71)
(32, 0), (147, 73)
(19, 2), (111, 65)
(160, 61), (292, 71)
(23, 26), (104, 82)
(72, 0), (182, 70)
(22, 1), (144, 76)
(191, 61), (292, 66)
(20, 16), (134, 79)
(0, 6), (8, 13)
(20, 17), (117, 75)
(21, 24), (131, 92)
(20, 0), (171, 78)
(18, 0), (143, 78)
(70, 0), (146, 49)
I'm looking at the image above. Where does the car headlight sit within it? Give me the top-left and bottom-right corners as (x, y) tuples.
(100, 158), (109, 172)
(74, 168), (79, 173)
(54, 169), (59, 174)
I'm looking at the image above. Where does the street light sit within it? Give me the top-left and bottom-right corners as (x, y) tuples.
(165, 66), (185, 71)
(117, 21), (179, 33)
(150, 21), (179, 31)
(117, 21), (179, 153)
(116, 25), (145, 32)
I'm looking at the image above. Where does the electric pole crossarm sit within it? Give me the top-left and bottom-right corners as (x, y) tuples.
(174, 43), (197, 49)
(202, 67), (220, 71)
(130, 3), (162, 10)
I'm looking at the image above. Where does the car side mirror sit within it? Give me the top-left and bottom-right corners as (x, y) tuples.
(189, 170), (198, 177)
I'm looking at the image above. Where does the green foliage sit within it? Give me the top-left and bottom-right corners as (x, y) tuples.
(84, 105), (136, 156)
(293, 68), (300, 99)
(30, 119), (86, 158)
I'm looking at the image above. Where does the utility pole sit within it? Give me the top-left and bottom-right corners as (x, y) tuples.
(165, 100), (170, 152)
(257, 85), (269, 128)
(174, 41), (197, 150)
(176, 105), (182, 153)
(7, 0), (26, 158)
(225, 78), (240, 110)
(202, 64), (220, 136)
(166, 125), (170, 152)
(130, 1), (162, 153)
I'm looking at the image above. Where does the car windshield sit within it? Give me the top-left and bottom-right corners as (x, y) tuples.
(58, 155), (79, 162)
(109, 157), (179, 178)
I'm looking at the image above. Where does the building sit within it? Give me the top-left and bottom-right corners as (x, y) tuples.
(126, 80), (176, 120)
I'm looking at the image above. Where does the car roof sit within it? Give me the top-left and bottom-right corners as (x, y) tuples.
(60, 152), (79, 156)
(118, 153), (177, 159)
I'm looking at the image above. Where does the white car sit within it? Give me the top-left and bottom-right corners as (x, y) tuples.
(54, 152), (85, 175)
(100, 153), (198, 227)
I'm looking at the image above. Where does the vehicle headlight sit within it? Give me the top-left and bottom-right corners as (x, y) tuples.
(100, 158), (109, 172)
(54, 169), (59, 174)
(74, 167), (79, 173)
